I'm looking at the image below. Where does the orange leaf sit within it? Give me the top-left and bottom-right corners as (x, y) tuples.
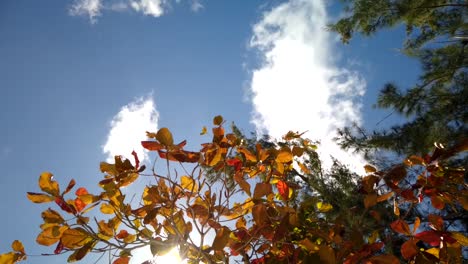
(75, 187), (88, 196)
(277, 180), (289, 201)
(115, 230), (129, 239)
(390, 220), (411, 236)
(141, 141), (164, 151)
(113, 257), (129, 264)
(401, 239), (419, 260)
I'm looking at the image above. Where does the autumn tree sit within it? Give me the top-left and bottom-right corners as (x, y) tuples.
(330, 0), (467, 161)
(1, 116), (467, 263)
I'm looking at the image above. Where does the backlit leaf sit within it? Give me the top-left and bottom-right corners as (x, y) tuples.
(430, 195), (445, 210)
(390, 220), (411, 235)
(0, 252), (15, 264)
(112, 257), (130, 264)
(61, 228), (92, 249)
(253, 183), (272, 200)
(200, 126), (207, 135)
(414, 231), (441, 246)
(141, 141), (164, 151)
(100, 203), (115, 214)
(401, 239), (419, 260)
(181, 175), (198, 192)
(11, 240), (24, 254)
(36, 226), (68, 246)
(156, 127), (174, 146)
(39, 172), (60, 196)
(276, 149), (293, 163)
(428, 214), (443, 231)
(63, 179), (76, 195)
(450, 232), (468, 246)
(316, 202), (333, 212)
(212, 226), (231, 251)
(364, 194), (377, 208)
(238, 147), (256, 162)
(376, 191), (394, 202)
(234, 173), (251, 196)
(42, 209), (64, 224)
(213, 115), (223, 125)
(277, 180), (289, 201)
(364, 165), (377, 173)
(318, 245), (336, 264)
(27, 192), (54, 203)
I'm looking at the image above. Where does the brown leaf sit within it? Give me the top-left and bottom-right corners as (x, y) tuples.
(364, 194), (377, 208)
(212, 226), (231, 251)
(401, 239), (419, 260)
(253, 183), (272, 200)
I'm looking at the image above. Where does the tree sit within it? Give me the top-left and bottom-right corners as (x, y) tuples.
(1, 116), (467, 263)
(329, 0), (467, 161)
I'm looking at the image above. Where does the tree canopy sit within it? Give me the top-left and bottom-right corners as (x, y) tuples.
(330, 0), (467, 160)
(1, 116), (467, 263)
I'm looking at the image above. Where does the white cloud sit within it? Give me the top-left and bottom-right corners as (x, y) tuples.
(248, 0), (367, 174)
(190, 0), (204, 12)
(102, 97), (159, 163)
(130, 0), (166, 17)
(69, 0), (102, 23)
(68, 0), (203, 21)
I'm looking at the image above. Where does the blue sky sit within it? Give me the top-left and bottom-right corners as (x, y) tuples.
(0, 0), (420, 263)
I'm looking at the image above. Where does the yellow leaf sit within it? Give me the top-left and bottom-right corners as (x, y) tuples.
(451, 232), (468, 246)
(236, 217), (246, 229)
(61, 228), (92, 249)
(364, 165), (377, 173)
(123, 234), (136, 243)
(181, 175), (198, 192)
(377, 191), (394, 202)
(276, 149), (293, 163)
(42, 209), (64, 224)
(316, 202), (333, 212)
(100, 203), (115, 214)
(368, 231), (379, 244)
(394, 199), (400, 216)
(38, 172), (60, 196)
(0, 252), (15, 264)
(36, 225), (68, 246)
(11, 240), (24, 254)
(200, 126), (207, 135)
(156, 127), (174, 146)
(425, 248), (439, 258)
(26, 192), (54, 203)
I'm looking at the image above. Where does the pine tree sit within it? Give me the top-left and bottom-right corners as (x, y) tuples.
(330, 0), (467, 162)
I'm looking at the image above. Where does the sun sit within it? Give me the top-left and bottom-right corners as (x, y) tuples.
(153, 247), (185, 264)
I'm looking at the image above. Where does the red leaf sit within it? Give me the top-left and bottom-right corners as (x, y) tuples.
(415, 231), (441, 246)
(277, 180), (289, 201)
(141, 141), (164, 151)
(55, 197), (76, 214)
(54, 241), (64, 254)
(75, 187), (88, 196)
(226, 158), (242, 172)
(74, 198), (86, 212)
(131, 150), (140, 170)
(390, 220), (411, 236)
(63, 179), (76, 195)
